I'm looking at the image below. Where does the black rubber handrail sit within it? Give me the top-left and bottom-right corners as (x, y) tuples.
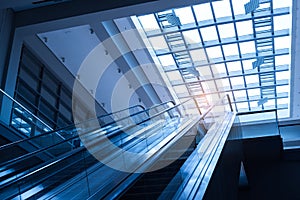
(0, 100), (174, 151)
(0, 100), (179, 168)
(0, 96), (230, 197)
(0, 98), (195, 190)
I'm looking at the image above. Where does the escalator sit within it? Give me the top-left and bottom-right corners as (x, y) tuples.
(0, 95), (234, 199)
(122, 98), (236, 200)
(0, 100), (173, 199)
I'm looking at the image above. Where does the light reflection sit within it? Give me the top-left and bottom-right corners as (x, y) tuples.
(135, 0), (292, 119)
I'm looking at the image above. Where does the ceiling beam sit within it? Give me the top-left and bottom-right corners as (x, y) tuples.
(14, 0), (213, 32)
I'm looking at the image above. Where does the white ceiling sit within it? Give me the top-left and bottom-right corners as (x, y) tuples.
(37, 24), (100, 76)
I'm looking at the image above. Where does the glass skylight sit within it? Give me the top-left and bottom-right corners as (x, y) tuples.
(174, 7), (195, 25)
(227, 61), (242, 73)
(218, 23), (236, 39)
(138, 14), (160, 31)
(239, 41), (256, 55)
(222, 43), (239, 58)
(193, 4), (213, 22)
(231, 0), (249, 16)
(149, 36), (168, 50)
(182, 30), (201, 44)
(206, 46), (223, 59)
(236, 20), (253, 36)
(135, 0), (293, 121)
(212, 63), (227, 75)
(212, 0), (232, 19)
(158, 55), (176, 66)
(201, 26), (218, 42)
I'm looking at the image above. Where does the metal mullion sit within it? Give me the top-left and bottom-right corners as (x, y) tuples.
(184, 29), (286, 48)
(251, 16), (262, 110)
(191, 5), (221, 101)
(164, 57), (289, 73)
(153, 10), (202, 114)
(155, 32), (289, 57)
(233, 95), (288, 104)
(269, 0), (278, 111)
(251, 1), (271, 111)
(209, 1), (237, 111)
(170, 9), (203, 114)
(171, 66), (289, 87)
(176, 81), (289, 99)
(146, 7), (290, 38)
(184, 5), (213, 106)
(229, 0), (251, 111)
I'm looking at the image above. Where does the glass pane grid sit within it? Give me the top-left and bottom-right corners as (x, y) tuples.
(136, 0), (292, 121)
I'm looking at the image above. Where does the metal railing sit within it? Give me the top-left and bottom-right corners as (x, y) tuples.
(0, 98), (195, 200)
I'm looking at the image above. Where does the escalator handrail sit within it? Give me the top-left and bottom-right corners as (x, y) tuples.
(0, 100), (184, 189)
(0, 96), (228, 195)
(102, 95), (231, 199)
(0, 98), (174, 151)
(0, 99), (180, 168)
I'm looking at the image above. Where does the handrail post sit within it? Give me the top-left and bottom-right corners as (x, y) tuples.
(226, 94), (233, 112)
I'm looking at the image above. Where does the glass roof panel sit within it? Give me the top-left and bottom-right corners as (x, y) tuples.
(233, 90), (247, 99)
(222, 43), (239, 58)
(274, 36), (291, 50)
(273, 0), (292, 9)
(173, 85), (189, 94)
(199, 65), (212, 78)
(182, 30), (201, 45)
(227, 61), (242, 73)
(239, 41), (256, 55)
(248, 88), (260, 98)
(200, 26), (218, 42)
(277, 98), (289, 106)
(231, 76), (244, 89)
(174, 7), (195, 25)
(212, 0), (232, 19)
(276, 71), (290, 81)
(212, 63), (227, 75)
(190, 49), (207, 63)
(245, 75), (259, 87)
(158, 54), (176, 66)
(275, 55), (290, 65)
(216, 78), (230, 90)
(148, 36), (168, 50)
(274, 15), (291, 31)
(277, 109), (289, 118)
(250, 101), (261, 111)
(264, 99), (276, 108)
(138, 14), (160, 31)
(135, 0), (293, 120)
(166, 71), (183, 82)
(276, 85), (289, 94)
(236, 20), (253, 37)
(206, 46), (223, 59)
(193, 3), (213, 22)
(218, 23), (236, 39)
(232, 0), (249, 16)
(236, 102), (249, 111)
(242, 59), (255, 71)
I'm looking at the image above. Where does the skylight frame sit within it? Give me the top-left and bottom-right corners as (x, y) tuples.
(135, 0), (292, 121)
